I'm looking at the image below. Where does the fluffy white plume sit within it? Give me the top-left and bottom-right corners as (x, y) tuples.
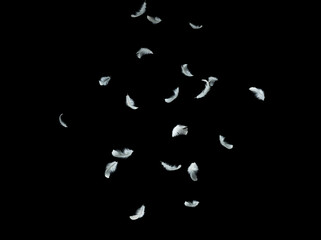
(172, 124), (188, 137)
(147, 15), (162, 24)
(136, 47), (153, 59)
(131, 1), (146, 18)
(195, 79), (211, 99)
(189, 22), (203, 29)
(219, 135), (233, 149)
(249, 87), (265, 101)
(112, 148), (134, 158)
(165, 87), (179, 103)
(105, 161), (118, 178)
(184, 200), (199, 207)
(129, 205), (145, 220)
(161, 161), (181, 171)
(187, 162), (199, 181)
(208, 76), (218, 87)
(99, 76), (111, 86)
(126, 94), (138, 110)
(181, 64), (193, 77)
(59, 113), (68, 128)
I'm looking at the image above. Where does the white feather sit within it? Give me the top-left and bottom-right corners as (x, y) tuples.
(184, 200), (199, 207)
(181, 64), (193, 77)
(112, 148), (134, 158)
(208, 76), (218, 87)
(131, 1), (146, 18)
(99, 76), (111, 86)
(165, 87), (179, 103)
(59, 113), (68, 128)
(147, 15), (162, 24)
(187, 162), (199, 181)
(136, 47), (153, 59)
(195, 79), (211, 99)
(249, 87), (265, 101)
(172, 124), (188, 137)
(189, 22), (203, 29)
(129, 205), (145, 220)
(219, 135), (233, 149)
(161, 161), (181, 171)
(126, 94), (138, 110)
(105, 161), (118, 178)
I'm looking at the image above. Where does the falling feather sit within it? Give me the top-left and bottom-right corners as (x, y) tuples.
(129, 205), (145, 220)
(189, 22), (203, 29)
(195, 79), (211, 99)
(131, 1), (146, 18)
(184, 200), (199, 207)
(99, 76), (111, 86)
(172, 124), (188, 137)
(105, 161), (118, 178)
(147, 15), (162, 24)
(208, 76), (218, 87)
(112, 148), (134, 158)
(59, 113), (68, 128)
(161, 161), (181, 171)
(136, 47), (153, 59)
(249, 87), (265, 101)
(187, 162), (199, 181)
(219, 135), (233, 149)
(181, 64), (193, 77)
(126, 94), (138, 110)
(165, 87), (179, 103)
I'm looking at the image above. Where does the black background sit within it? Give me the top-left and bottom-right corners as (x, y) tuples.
(16, 0), (291, 237)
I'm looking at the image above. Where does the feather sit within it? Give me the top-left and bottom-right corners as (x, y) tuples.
(161, 161), (181, 171)
(165, 87), (179, 103)
(184, 200), (199, 207)
(172, 124), (188, 137)
(181, 64), (193, 77)
(129, 205), (145, 220)
(147, 15), (162, 24)
(195, 79), (211, 99)
(105, 161), (118, 178)
(208, 76), (218, 87)
(249, 87), (265, 101)
(59, 113), (68, 128)
(112, 148), (134, 158)
(219, 135), (233, 149)
(136, 47), (153, 59)
(99, 76), (111, 86)
(126, 94), (138, 110)
(131, 1), (146, 18)
(189, 22), (203, 29)
(187, 162), (199, 181)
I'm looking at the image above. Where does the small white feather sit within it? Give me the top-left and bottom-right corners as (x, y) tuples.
(112, 148), (134, 158)
(184, 200), (199, 207)
(131, 1), (146, 18)
(208, 76), (218, 87)
(181, 64), (193, 77)
(129, 205), (145, 220)
(59, 113), (68, 128)
(219, 135), (233, 150)
(189, 22), (203, 29)
(165, 87), (179, 103)
(105, 161), (118, 178)
(147, 15), (162, 24)
(126, 94), (138, 110)
(195, 79), (211, 99)
(249, 87), (265, 101)
(136, 47), (153, 59)
(99, 76), (111, 86)
(187, 162), (199, 181)
(161, 161), (181, 171)
(172, 124), (188, 137)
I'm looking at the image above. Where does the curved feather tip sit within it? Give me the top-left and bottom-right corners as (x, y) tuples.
(187, 162), (199, 181)
(129, 205), (145, 220)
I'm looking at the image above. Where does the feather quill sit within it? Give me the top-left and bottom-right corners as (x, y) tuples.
(189, 22), (203, 29)
(112, 148), (134, 158)
(172, 124), (188, 137)
(184, 200), (199, 207)
(219, 135), (233, 149)
(99, 76), (111, 86)
(105, 161), (118, 178)
(195, 79), (211, 99)
(161, 161), (181, 171)
(59, 113), (68, 128)
(249, 87), (265, 101)
(147, 15), (162, 24)
(131, 1), (146, 18)
(187, 162), (199, 181)
(126, 94), (138, 110)
(129, 205), (145, 220)
(181, 64), (193, 77)
(165, 87), (179, 103)
(136, 47), (153, 59)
